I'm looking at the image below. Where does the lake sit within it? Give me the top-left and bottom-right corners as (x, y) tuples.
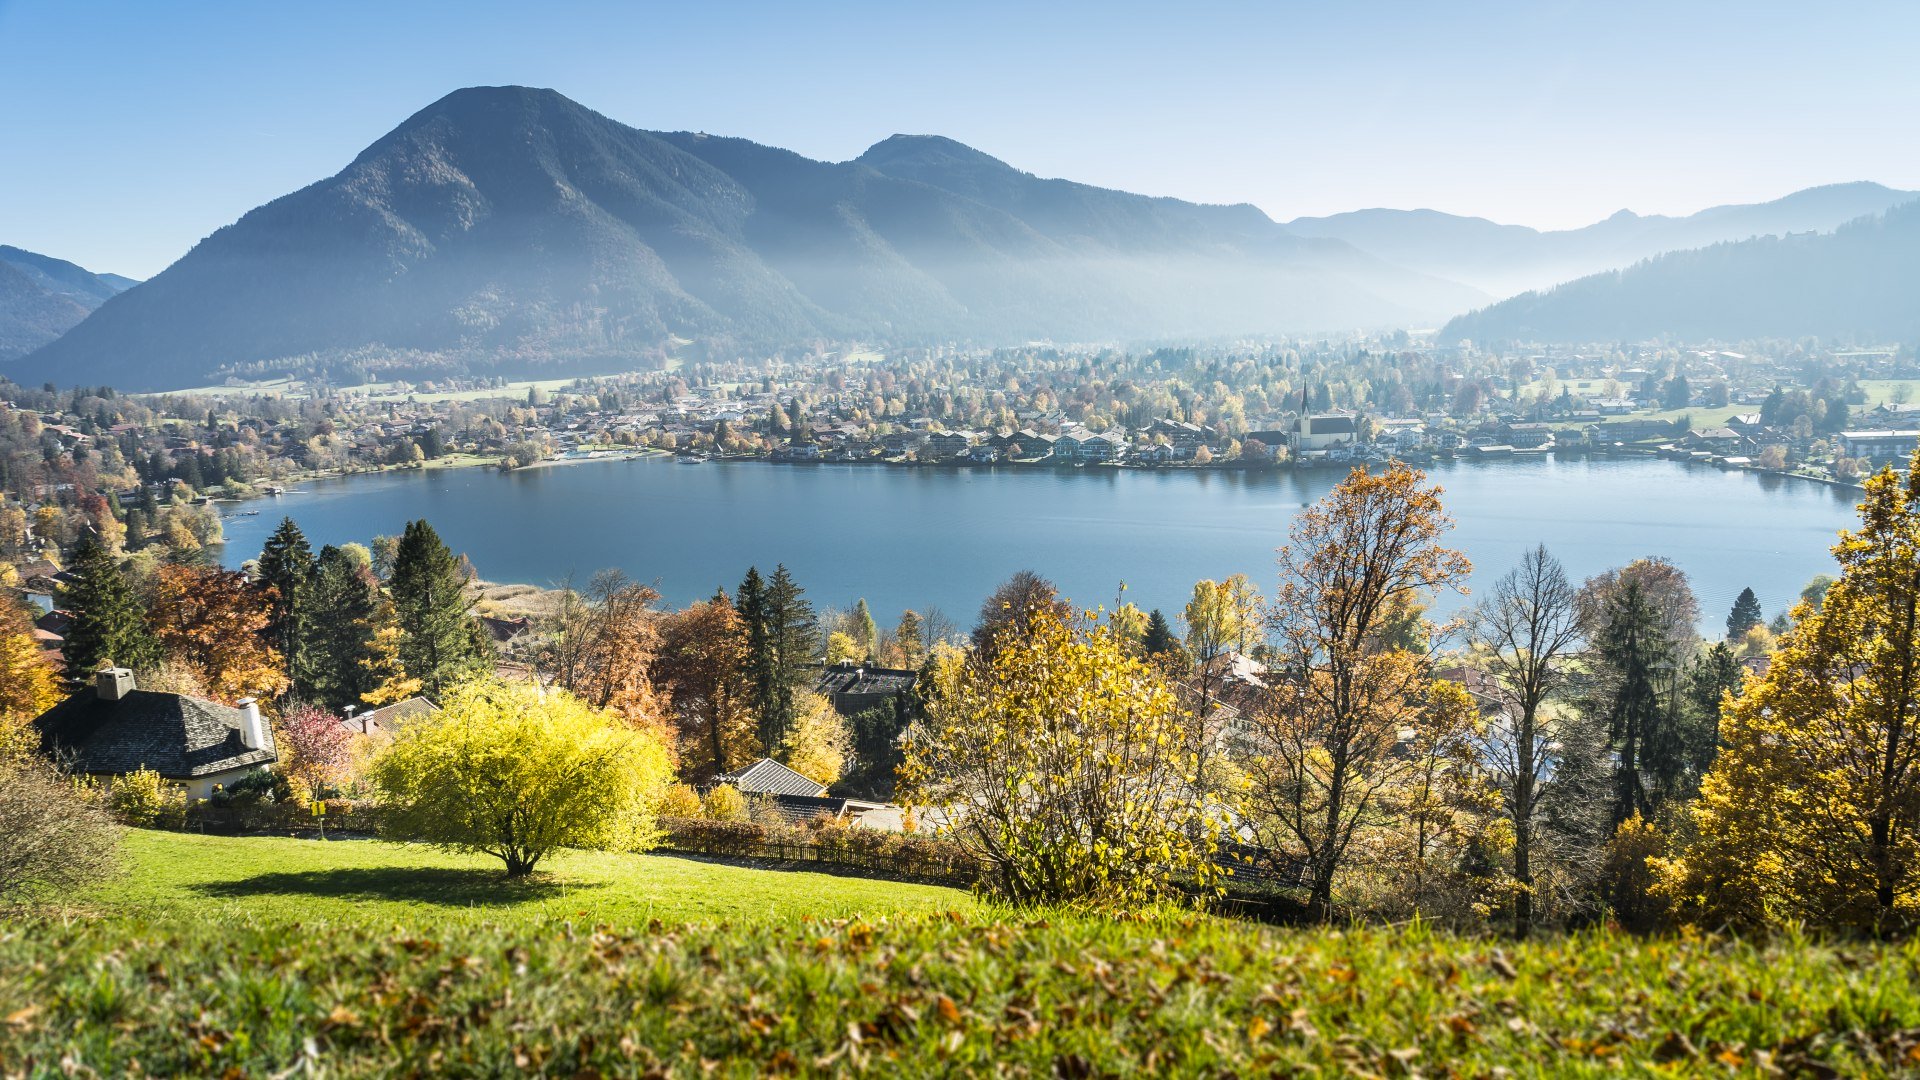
(217, 456), (1862, 636)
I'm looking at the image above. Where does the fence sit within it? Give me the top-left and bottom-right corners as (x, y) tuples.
(656, 817), (982, 888)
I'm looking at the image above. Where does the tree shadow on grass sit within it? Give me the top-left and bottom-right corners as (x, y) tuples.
(193, 867), (599, 908)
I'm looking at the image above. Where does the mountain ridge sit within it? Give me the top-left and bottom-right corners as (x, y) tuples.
(1439, 200), (1920, 344)
(0, 246), (136, 361)
(19, 85), (1485, 391)
(1287, 181), (1919, 298)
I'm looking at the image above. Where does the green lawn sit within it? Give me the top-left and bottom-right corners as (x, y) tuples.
(6, 830), (1920, 1075)
(85, 829), (976, 931)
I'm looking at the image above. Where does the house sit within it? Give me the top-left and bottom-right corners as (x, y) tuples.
(1837, 430), (1920, 462)
(343, 695), (437, 739)
(480, 615), (533, 648)
(712, 757), (830, 798)
(814, 662), (918, 715)
(32, 668), (276, 799)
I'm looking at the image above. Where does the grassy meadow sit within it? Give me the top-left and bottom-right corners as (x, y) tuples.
(4, 829), (1919, 1076)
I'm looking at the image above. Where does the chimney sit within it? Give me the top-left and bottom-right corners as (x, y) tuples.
(236, 697), (267, 751)
(96, 667), (135, 702)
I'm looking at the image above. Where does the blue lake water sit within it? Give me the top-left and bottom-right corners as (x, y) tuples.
(217, 456), (1862, 635)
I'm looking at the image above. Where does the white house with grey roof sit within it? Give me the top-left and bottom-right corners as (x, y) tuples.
(32, 668), (277, 799)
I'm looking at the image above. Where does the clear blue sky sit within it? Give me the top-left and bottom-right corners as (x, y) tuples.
(3, 0), (1916, 279)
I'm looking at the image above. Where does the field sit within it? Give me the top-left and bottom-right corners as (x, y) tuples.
(4, 830), (1919, 1076)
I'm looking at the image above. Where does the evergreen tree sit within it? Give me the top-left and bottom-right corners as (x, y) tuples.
(59, 534), (160, 680)
(760, 565), (818, 750)
(1591, 581), (1682, 824)
(736, 567), (776, 740)
(256, 517), (314, 684)
(300, 545), (383, 709)
(1725, 586), (1763, 640)
(1141, 608), (1179, 656)
(389, 520), (487, 696)
(1677, 641), (1743, 786)
(850, 598), (877, 659)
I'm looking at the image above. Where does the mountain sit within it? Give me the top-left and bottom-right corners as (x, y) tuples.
(0, 246), (135, 360)
(1287, 182), (1918, 298)
(18, 86), (1485, 392)
(1439, 201), (1920, 344)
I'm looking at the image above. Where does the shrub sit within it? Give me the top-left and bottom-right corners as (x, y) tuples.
(0, 758), (118, 901)
(702, 783), (749, 822)
(371, 679), (675, 876)
(657, 783), (703, 819)
(209, 768), (289, 808)
(107, 767), (187, 828)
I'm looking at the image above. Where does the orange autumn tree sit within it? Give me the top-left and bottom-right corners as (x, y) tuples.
(1242, 463), (1472, 921)
(148, 564), (288, 704)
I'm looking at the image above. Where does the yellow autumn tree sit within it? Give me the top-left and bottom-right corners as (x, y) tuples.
(0, 595), (58, 742)
(1241, 463), (1472, 920)
(371, 679), (675, 876)
(777, 689), (851, 786)
(903, 604), (1231, 907)
(1658, 457), (1920, 933)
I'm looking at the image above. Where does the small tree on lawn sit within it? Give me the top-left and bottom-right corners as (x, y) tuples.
(904, 604), (1231, 907)
(371, 679), (675, 876)
(279, 702), (354, 797)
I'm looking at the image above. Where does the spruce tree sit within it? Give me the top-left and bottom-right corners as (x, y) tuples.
(1725, 586), (1763, 640)
(300, 545), (382, 709)
(389, 519), (486, 696)
(737, 567), (775, 740)
(1592, 581), (1682, 824)
(59, 534), (160, 681)
(1142, 608), (1179, 656)
(762, 565), (818, 751)
(257, 517), (314, 685)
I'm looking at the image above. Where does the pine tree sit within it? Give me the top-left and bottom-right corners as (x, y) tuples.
(389, 520), (487, 696)
(1725, 586), (1763, 641)
(257, 517), (314, 685)
(59, 534), (160, 681)
(1141, 608), (1179, 656)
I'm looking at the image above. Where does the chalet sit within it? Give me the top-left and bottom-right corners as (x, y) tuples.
(32, 669), (276, 800)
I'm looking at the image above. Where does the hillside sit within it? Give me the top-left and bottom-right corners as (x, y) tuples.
(0, 246), (134, 360)
(5, 830), (1914, 1076)
(1439, 200), (1920, 344)
(16, 86), (1484, 392)
(1288, 182), (1918, 297)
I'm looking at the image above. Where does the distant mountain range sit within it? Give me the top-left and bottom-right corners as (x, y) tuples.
(1441, 200), (1920, 344)
(16, 86), (1485, 392)
(0, 247), (135, 361)
(1287, 182), (1917, 299)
